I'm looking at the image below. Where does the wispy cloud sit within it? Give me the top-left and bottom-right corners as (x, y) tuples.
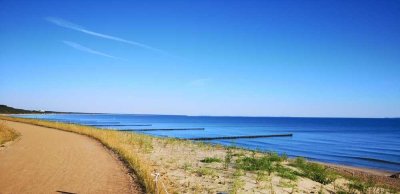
(188, 78), (212, 87)
(46, 17), (168, 55)
(63, 41), (122, 60)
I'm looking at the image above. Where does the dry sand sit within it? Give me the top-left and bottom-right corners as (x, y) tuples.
(0, 120), (142, 194)
(150, 139), (340, 193)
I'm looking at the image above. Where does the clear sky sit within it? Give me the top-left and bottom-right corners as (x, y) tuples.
(0, 0), (399, 117)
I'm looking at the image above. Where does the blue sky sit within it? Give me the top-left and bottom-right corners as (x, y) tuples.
(0, 0), (399, 117)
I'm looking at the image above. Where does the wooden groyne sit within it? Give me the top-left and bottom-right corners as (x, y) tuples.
(186, 133), (293, 141)
(119, 128), (205, 132)
(86, 124), (152, 127)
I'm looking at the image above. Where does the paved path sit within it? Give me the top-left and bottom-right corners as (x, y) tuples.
(0, 120), (142, 194)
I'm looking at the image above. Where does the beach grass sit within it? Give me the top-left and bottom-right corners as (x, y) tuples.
(1, 115), (398, 193)
(0, 121), (20, 145)
(290, 157), (337, 184)
(200, 157), (222, 163)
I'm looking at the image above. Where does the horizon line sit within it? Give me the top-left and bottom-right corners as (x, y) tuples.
(9, 111), (400, 120)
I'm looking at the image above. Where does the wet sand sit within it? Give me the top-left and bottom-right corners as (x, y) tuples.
(0, 120), (143, 193)
(319, 162), (394, 177)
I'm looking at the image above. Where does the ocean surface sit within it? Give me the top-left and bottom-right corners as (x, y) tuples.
(14, 114), (400, 171)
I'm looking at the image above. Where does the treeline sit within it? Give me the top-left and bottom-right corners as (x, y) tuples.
(0, 105), (51, 114)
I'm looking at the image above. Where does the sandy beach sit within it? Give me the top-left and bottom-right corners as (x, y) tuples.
(1, 116), (399, 193)
(0, 120), (143, 193)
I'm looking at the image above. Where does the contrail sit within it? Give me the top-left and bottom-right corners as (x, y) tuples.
(63, 40), (123, 60)
(46, 17), (169, 55)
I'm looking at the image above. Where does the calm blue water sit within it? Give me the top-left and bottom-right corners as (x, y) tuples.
(14, 114), (400, 171)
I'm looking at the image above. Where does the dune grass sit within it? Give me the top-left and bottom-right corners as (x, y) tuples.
(0, 121), (20, 145)
(290, 157), (337, 184)
(0, 115), (171, 194)
(335, 178), (394, 194)
(193, 167), (216, 177)
(200, 157), (222, 163)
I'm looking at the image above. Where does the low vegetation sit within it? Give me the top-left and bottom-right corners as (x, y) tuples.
(276, 164), (298, 181)
(336, 181), (387, 194)
(0, 122), (20, 145)
(200, 157), (222, 163)
(235, 152), (296, 180)
(334, 177), (399, 194)
(194, 167), (216, 177)
(290, 157), (337, 184)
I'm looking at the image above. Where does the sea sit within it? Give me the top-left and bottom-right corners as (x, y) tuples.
(14, 114), (400, 172)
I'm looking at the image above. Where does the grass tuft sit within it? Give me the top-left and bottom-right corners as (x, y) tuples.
(0, 122), (20, 145)
(231, 176), (245, 194)
(224, 148), (233, 169)
(200, 157), (222, 163)
(290, 157), (336, 184)
(194, 167), (216, 177)
(275, 164), (298, 181)
(236, 156), (273, 172)
(348, 180), (369, 193)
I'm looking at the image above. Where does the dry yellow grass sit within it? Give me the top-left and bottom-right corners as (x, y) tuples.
(0, 121), (20, 145)
(0, 115), (171, 194)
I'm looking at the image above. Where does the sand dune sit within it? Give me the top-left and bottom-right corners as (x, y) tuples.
(0, 120), (142, 193)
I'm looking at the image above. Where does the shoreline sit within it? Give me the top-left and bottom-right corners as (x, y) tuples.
(1, 115), (399, 193)
(318, 161), (395, 177)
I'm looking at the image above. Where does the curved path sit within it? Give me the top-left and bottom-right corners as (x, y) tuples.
(0, 120), (142, 194)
